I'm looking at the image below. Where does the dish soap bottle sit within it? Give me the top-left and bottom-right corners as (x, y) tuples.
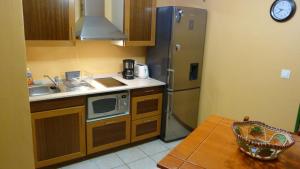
(27, 68), (34, 86)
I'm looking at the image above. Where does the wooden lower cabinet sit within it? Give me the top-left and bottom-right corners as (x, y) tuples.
(31, 106), (86, 168)
(87, 115), (131, 154)
(131, 115), (161, 143)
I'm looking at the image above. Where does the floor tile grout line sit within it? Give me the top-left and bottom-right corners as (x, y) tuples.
(111, 162), (130, 169)
(137, 146), (166, 157)
(156, 140), (170, 150)
(61, 139), (182, 169)
(114, 153), (129, 169)
(125, 156), (149, 168)
(115, 152), (128, 164)
(158, 139), (174, 147)
(137, 142), (169, 157)
(88, 158), (100, 169)
(90, 153), (125, 169)
(158, 139), (182, 150)
(115, 149), (148, 166)
(113, 152), (127, 166)
(135, 146), (148, 156)
(147, 149), (170, 159)
(123, 163), (131, 169)
(127, 156), (158, 169)
(85, 159), (102, 169)
(148, 155), (158, 164)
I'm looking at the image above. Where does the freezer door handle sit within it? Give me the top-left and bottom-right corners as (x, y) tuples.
(167, 92), (174, 119)
(167, 69), (175, 91)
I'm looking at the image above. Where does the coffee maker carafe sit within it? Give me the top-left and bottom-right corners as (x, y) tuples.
(122, 59), (135, 79)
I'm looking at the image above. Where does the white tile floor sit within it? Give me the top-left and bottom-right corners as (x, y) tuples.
(60, 139), (182, 169)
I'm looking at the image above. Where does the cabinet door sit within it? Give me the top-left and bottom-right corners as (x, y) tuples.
(124, 0), (156, 46)
(22, 0), (75, 41)
(131, 93), (162, 120)
(31, 106), (86, 168)
(87, 115), (130, 154)
(131, 115), (161, 143)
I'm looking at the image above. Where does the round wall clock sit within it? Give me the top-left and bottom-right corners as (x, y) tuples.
(270, 0), (296, 22)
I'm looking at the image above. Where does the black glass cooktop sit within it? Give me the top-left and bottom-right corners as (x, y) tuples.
(95, 78), (127, 88)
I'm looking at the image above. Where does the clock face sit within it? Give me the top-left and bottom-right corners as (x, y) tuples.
(271, 0), (296, 22)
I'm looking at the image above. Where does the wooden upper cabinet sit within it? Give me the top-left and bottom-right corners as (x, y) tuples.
(31, 106), (86, 168)
(124, 0), (156, 46)
(22, 0), (75, 41)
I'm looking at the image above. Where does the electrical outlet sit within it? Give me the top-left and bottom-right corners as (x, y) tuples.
(280, 69), (291, 79)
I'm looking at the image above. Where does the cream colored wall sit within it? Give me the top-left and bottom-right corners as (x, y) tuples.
(105, 0), (112, 21)
(0, 0), (35, 169)
(28, 0), (144, 80)
(27, 0), (300, 131)
(158, 0), (300, 131)
(75, 0), (81, 22)
(26, 41), (145, 79)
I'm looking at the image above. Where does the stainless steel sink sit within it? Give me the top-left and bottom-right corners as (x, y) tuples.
(29, 80), (95, 97)
(64, 80), (95, 92)
(29, 85), (61, 97)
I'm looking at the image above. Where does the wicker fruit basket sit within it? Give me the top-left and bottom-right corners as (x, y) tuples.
(232, 117), (295, 160)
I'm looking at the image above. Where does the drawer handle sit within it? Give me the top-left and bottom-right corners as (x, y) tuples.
(105, 121), (116, 125)
(144, 89), (155, 93)
(144, 119), (154, 123)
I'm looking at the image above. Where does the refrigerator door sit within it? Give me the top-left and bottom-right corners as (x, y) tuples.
(147, 7), (173, 84)
(168, 7), (207, 91)
(164, 88), (200, 141)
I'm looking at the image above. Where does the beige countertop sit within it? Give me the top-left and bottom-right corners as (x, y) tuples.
(29, 74), (165, 102)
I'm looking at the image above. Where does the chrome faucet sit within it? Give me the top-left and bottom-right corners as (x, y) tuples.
(44, 75), (59, 87)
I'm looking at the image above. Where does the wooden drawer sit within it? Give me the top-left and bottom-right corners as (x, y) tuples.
(131, 115), (161, 143)
(87, 115), (130, 154)
(30, 96), (86, 113)
(131, 93), (162, 120)
(131, 86), (163, 97)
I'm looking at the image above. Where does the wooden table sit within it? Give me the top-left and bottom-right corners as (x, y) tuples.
(158, 115), (300, 169)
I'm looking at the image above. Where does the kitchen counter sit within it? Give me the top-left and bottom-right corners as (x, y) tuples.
(158, 115), (300, 169)
(29, 74), (165, 102)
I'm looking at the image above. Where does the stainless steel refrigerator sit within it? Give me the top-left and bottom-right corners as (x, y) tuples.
(147, 6), (207, 142)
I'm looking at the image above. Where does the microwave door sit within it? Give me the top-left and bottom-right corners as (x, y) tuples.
(88, 96), (118, 119)
(92, 98), (116, 114)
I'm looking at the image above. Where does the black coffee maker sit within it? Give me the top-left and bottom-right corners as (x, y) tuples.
(122, 59), (135, 80)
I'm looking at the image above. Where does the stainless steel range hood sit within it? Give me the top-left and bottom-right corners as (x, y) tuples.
(76, 0), (127, 40)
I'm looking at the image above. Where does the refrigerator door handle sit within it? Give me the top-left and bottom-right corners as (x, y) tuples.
(176, 9), (184, 23)
(167, 69), (175, 91)
(167, 92), (174, 119)
(175, 44), (181, 51)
